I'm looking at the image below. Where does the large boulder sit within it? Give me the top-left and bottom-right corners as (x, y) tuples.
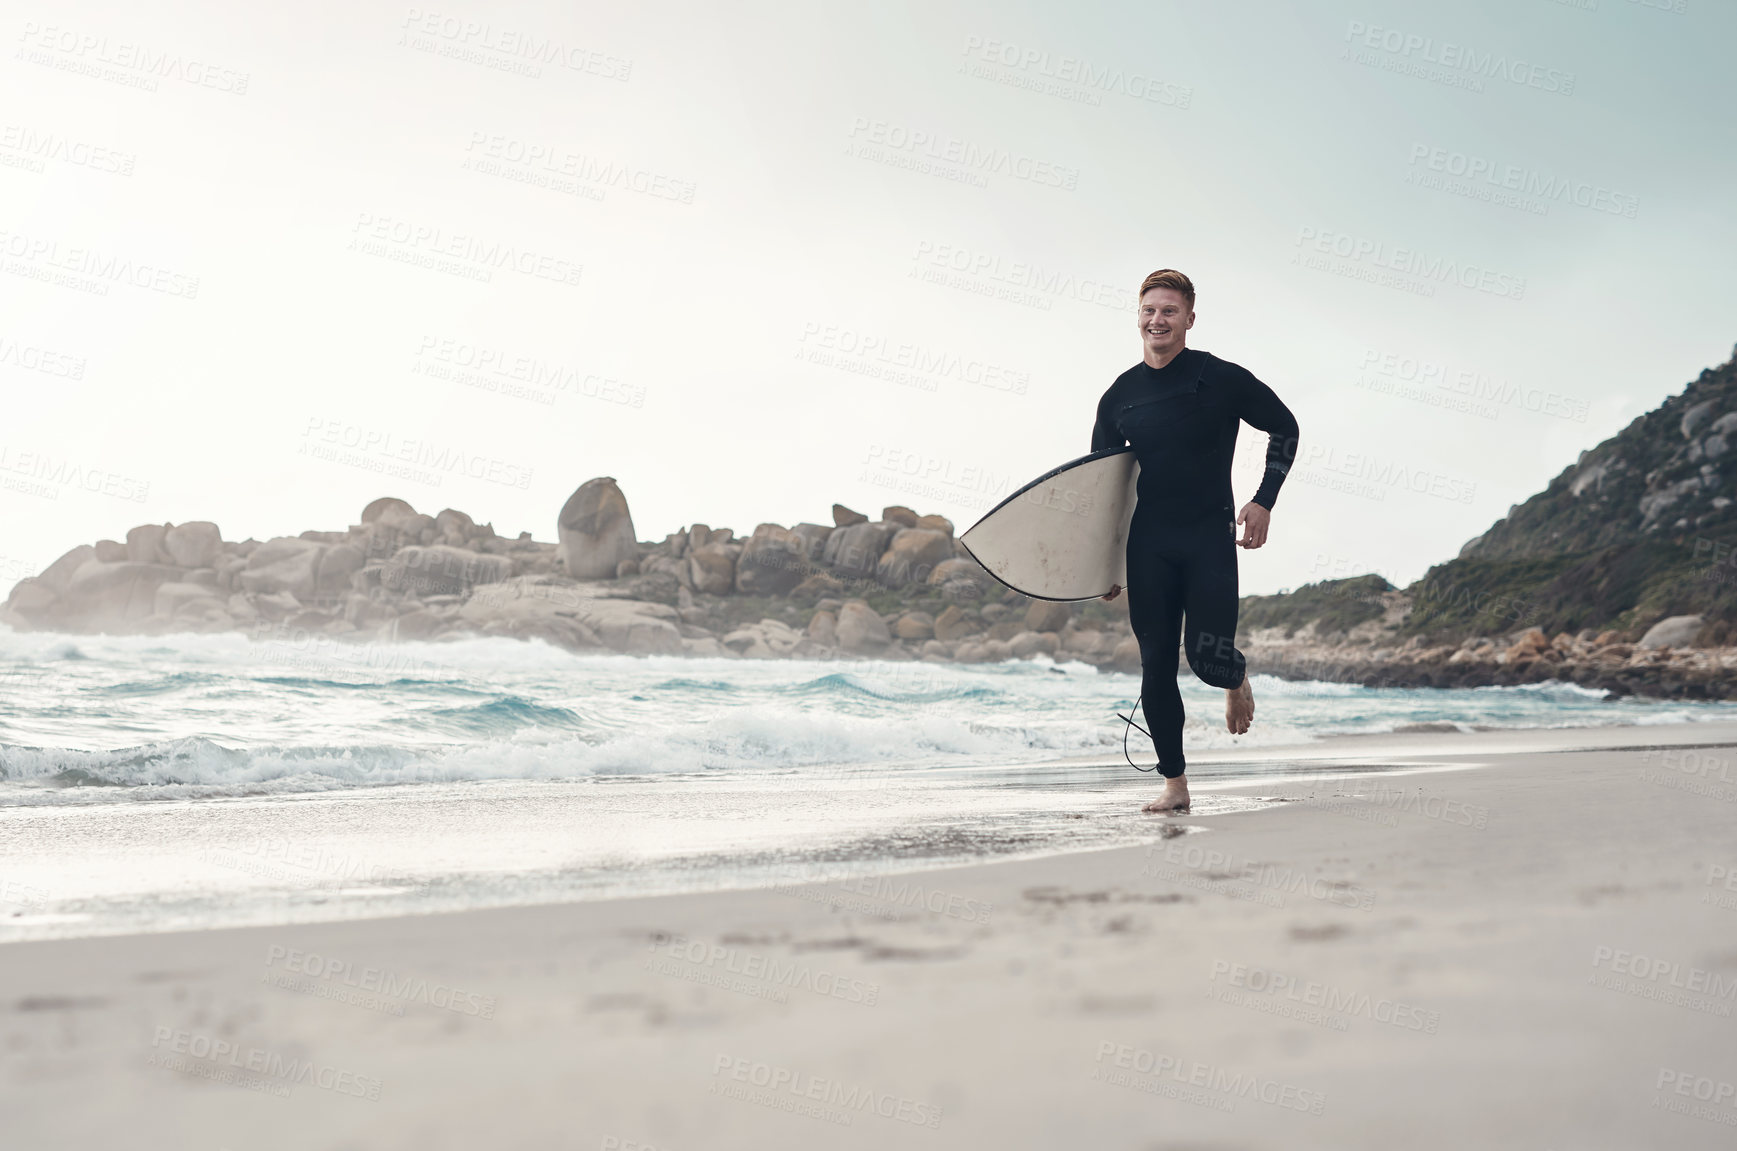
(822, 521), (897, 579)
(456, 575), (678, 655)
(315, 544), (368, 598)
(735, 524), (810, 596)
(1638, 615), (1705, 650)
(927, 555), (994, 589)
(687, 545), (737, 595)
(933, 604), (981, 642)
(154, 582), (225, 619)
(832, 504), (868, 527)
(382, 545), (511, 596)
(126, 524), (172, 565)
(914, 514), (954, 536)
(876, 529), (954, 588)
(239, 538), (326, 600)
(38, 545), (96, 593)
(361, 497), (418, 523)
(4, 579), (61, 621)
(163, 522), (222, 568)
(835, 599), (891, 652)
(93, 539), (128, 562)
(1682, 400), (1717, 440)
(789, 523), (834, 561)
(62, 561), (184, 625)
(806, 610), (837, 646)
(1026, 601), (1071, 632)
(893, 611), (934, 641)
(558, 477), (638, 579)
(1010, 630), (1059, 658)
(881, 506), (919, 528)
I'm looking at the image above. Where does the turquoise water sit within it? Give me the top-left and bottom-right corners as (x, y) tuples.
(3, 627), (1732, 804)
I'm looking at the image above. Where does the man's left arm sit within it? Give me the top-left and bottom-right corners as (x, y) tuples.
(1231, 367), (1300, 549)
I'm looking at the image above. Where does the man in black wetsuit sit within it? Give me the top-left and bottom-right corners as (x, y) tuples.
(1093, 269), (1299, 813)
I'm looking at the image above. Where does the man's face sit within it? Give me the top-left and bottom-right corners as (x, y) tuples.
(1137, 288), (1194, 358)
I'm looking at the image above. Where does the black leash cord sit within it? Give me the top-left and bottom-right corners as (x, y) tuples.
(1115, 694), (1161, 772)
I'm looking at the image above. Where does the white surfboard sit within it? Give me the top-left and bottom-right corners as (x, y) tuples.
(959, 448), (1140, 602)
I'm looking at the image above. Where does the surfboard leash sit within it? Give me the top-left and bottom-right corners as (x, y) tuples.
(1115, 695), (1162, 772)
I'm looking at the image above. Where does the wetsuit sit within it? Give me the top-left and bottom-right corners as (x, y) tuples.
(1091, 347), (1300, 776)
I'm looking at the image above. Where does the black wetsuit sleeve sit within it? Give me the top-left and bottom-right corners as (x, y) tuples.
(1091, 388), (1124, 453)
(1231, 367), (1300, 510)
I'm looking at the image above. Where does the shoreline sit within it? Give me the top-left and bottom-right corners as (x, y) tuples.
(5, 724), (1735, 1147)
(6, 721), (1736, 949)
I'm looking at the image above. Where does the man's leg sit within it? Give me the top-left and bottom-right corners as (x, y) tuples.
(1126, 529), (1190, 811)
(1180, 517), (1254, 734)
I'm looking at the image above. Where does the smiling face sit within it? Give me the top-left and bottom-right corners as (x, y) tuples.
(1137, 287), (1195, 366)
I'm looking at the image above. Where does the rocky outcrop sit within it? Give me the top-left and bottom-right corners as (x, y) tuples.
(558, 477), (638, 579)
(835, 599), (892, 652)
(735, 525), (810, 596)
(875, 529), (953, 588)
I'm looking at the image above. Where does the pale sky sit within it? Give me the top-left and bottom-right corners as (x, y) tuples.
(3, 0), (1734, 599)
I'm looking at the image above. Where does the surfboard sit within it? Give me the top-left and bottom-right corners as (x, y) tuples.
(959, 447), (1140, 602)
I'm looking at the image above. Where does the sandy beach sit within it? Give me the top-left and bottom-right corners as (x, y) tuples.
(6, 722), (1737, 1149)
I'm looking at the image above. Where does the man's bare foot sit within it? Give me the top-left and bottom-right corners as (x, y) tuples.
(1226, 676), (1254, 735)
(1142, 775), (1190, 813)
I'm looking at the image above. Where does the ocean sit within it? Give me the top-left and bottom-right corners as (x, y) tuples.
(4, 627), (1732, 942)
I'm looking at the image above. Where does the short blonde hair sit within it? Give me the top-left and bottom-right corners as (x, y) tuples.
(1139, 268), (1195, 308)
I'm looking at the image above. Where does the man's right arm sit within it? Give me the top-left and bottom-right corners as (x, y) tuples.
(1091, 389), (1123, 453)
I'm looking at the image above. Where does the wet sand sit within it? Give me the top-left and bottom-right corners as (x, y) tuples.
(6, 722), (1737, 1149)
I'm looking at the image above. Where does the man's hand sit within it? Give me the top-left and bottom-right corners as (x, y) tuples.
(1236, 502), (1271, 549)
(1102, 583), (1122, 602)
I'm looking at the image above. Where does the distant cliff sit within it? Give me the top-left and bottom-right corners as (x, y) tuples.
(1232, 347), (1737, 699)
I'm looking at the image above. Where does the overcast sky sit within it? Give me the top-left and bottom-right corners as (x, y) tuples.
(3, 0), (1734, 599)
